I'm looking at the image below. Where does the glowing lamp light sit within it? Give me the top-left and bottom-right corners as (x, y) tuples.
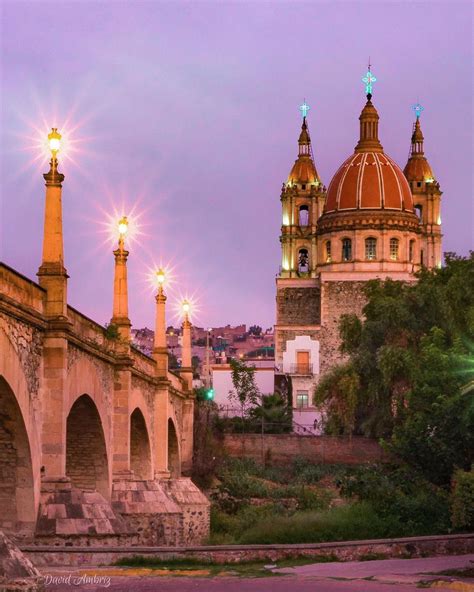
(425, 177), (434, 184)
(118, 216), (129, 237)
(155, 267), (166, 287)
(182, 299), (191, 315)
(48, 128), (61, 154)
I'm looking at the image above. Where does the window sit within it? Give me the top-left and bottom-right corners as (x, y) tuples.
(296, 391), (309, 409)
(298, 205), (309, 226)
(417, 182), (422, 188)
(389, 238), (399, 261)
(342, 238), (352, 261)
(409, 240), (415, 262)
(301, 184), (306, 190)
(298, 248), (309, 273)
(365, 237), (377, 260)
(420, 249), (424, 266)
(415, 205), (423, 221)
(325, 240), (332, 263)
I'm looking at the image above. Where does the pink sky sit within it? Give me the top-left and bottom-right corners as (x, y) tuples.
(1, 1), (472, 329)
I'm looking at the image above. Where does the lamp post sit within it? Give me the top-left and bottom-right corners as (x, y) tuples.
(111, 215), (131, 341)
(37, 128), (68, 318)
(180, 299), (193, 391)
(153, 268), (168, 376)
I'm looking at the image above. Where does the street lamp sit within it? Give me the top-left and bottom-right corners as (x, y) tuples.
(182, 299), (190, 317)
(155, 267), (166, 291)
(117, 216), (128, 251)
(48, 128), (62, 156)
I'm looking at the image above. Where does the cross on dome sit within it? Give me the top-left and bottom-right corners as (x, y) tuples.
(362, 62), (377, 98)
(299, 100), (310, 119)
(412, 102), (424, 119)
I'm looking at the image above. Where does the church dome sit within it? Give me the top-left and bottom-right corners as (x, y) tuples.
(403, 118), (435, 183)
(325, 151), (414, 212)
(324, 99), (414, 213)
(287, 118), (320, 185)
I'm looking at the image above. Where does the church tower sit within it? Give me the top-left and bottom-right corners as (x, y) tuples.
(275, 103), (326, 415)
(403, 105), (443, 268)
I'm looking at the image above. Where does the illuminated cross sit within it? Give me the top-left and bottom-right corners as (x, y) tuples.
(299, 100), (310, 119)
(362, 69), (377, 96)
(412, 102), (424, 119)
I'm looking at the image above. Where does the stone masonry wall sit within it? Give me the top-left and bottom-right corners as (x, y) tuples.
(318, 281), (367, 375)
(277, 287), (321, 325)
(222, 434), (388, 465)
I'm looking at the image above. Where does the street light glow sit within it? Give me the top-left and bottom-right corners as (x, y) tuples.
(48, 127), (61, 154)
(118, 216), (129, 237)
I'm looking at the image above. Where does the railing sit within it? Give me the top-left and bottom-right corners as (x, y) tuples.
(289, 363), (313, 375)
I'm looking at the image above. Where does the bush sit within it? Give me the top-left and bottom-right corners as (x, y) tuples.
(451, 469), (474, 530)
(238, 503), (395, 544)
(339, 464), (450, 535)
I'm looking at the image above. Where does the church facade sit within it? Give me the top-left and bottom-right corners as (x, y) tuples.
(275, 83), (442, 430)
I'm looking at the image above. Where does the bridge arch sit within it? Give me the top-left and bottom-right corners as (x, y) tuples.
(66, 394), (109, 499)
(167, 418), (181, 478)
(130, 407), (152, 480)
(0, 326), (40, 540)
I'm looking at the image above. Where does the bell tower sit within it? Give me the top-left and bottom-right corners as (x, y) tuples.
(403, 104), (443, 268)
(275, 102), (326, 417)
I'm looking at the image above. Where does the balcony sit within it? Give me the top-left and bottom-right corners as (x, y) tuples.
(289, 363), (313, 375)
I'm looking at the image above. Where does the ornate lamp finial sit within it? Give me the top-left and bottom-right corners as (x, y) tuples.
(412, 102), (424, 120)
(299, 99), (310, 120)
(362, 60), (377, 100)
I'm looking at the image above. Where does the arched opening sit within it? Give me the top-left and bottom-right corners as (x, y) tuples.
(130, 408), (152, 480)
(365, 237), (377, 260)
(389, 238), (399, 261)
(0, 377), (35, 539)
(298, 205), (309, 226)
(66, 394), (109, 499)
(415, 204), (423, 221)
(325, 240), (332, 263)
(409, 239), (416, 262)
(298, 248), (309, 273)
(167, 419), (180, 478)
(342, 238), (352, 261)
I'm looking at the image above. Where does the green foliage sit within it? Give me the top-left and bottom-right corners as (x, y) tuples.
(450, 469), (474, 530)
(248, 393), (292, 433)
(238, 503), (396, 544)
(338, 464), (450, 535)
(104, 323), (120, 340)
(191, 398), (224, 488)
(228, 358), (260, 420)
(315, 253), (474, 485)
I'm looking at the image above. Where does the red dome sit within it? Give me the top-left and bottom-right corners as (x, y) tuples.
(325, 151), (414, 213)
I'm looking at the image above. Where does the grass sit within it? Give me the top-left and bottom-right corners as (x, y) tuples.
(113, 554), (340, 577)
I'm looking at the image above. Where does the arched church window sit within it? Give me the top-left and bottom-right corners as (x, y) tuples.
(298, 205), (309, 226)
(415, 205), (423, 221)
(342, 238), (352, 261)
(389, 238), (399, 261)
(409, 240), (415, 262)
(298, 248), (309, 273)
(325, 240), (332, 263)
(365, 237), (377, 260)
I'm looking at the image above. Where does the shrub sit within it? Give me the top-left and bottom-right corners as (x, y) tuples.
(339, 464), (450, 535)
(451, 469), (474, 529)
(238, 502), (394, 544)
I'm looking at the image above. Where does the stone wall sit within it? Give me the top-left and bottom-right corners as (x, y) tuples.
(222, 434), (388, 464)
(319, 280), (367, 374)
(276, 286), (321, 325)
(22, 533), (474, 567)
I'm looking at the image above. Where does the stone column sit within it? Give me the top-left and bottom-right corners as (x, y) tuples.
(37, 151), (70, 480)
(180, 315), (193, 392)
(153, 288), (168, 377)
(153, 382), (171, 479)
(111, 241), (131, 343)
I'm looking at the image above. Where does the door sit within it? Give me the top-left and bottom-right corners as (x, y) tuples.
(296, 351), (310, 374)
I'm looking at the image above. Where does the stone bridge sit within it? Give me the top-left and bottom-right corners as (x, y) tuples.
(0, 143), (209, 549)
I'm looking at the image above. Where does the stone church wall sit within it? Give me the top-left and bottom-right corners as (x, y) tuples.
(277, 287), (321, 325)
(318, 281), (367, 375)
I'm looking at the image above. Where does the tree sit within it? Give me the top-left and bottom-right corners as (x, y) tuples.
(248, 325), (262, 336)
(315, 252), (474, 484)
(249, 393), (293, 433)
(228, 358), (260, 425)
